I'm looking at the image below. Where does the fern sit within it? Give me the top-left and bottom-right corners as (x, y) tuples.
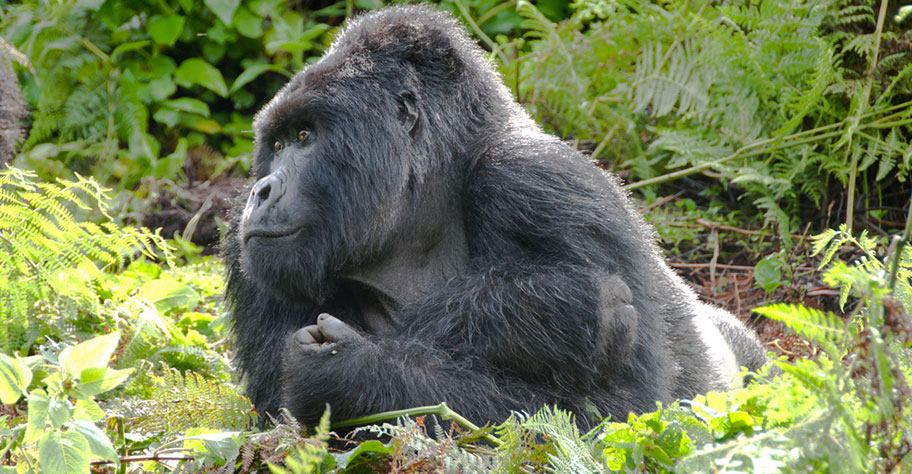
(632, 39), (711, 118)
(120, 366), (256, 435)
(521, 406), (606, 473)
(753, 303), (845, 346)
(0, 168), (168, 355)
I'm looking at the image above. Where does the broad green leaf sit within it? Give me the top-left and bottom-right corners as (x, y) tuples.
(174, 58), (229, 97)
(38, 431), (91, 474)
(140, 278), (201, 313)
(232, 7), (263, 38)
(59, 332), (121, 376)
(153, 108), (181, 128)
(74, 367), (135, 398)
(110, 41), (151, 62)
(183, 430), (243, 462)
(205, 0), (241, 26)
(169, 98), (211, 116)
(148, 15), (186, 47)
(47, 396), (72, 429)
(69, 420), (119, 461)
(230, 64), (289, 94)
(73, 399), (105, 422)
(147, 75), (176, 102)
(163, 97), (211, 116)
(753, 257), (783, 293)
(0, 353), (31, 404)
(25, 389), (50, 444)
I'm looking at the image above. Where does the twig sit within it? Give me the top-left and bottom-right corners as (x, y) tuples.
(332, 402), (502, 447)
(91, 454), (196, 466)
(670, 262), (754, 271)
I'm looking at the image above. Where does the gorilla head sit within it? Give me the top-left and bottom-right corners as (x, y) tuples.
(237, 7), (521, 304)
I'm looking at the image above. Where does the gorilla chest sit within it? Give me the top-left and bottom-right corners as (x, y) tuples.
(335, 220), (469, 334)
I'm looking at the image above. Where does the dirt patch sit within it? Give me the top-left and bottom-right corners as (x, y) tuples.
(141, 177), (247, 255)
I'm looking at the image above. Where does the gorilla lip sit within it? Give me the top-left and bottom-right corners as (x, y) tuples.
(242, 227), (304, 244)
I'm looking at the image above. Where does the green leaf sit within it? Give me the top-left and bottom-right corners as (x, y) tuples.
(140, 278), (201, 314)
(205, 0), (241, 26)
(38, 431), (91, 474)
(232, 7), (263, 39)
(0, 353), (32, 404)
(163, 97), (211, 116)
(74, 367), (135, 398)
(110, 41), (151, 62)
(153, 108), (181, 128)
(183, 430), (243, 462)
(76, 0), (105, 10)
(47, 396), (72, 430)
(174, 58), (229, 97)
(754, 256), (783, 293)
(25, 390), (49, 444)
(147, 75), (176, 102)
(148, 14), (186, 47)
(69, 420), (119, 461)
(59, 332), (121, 376)
(73, 399), (105, 422)
(230, 64), (289, 94)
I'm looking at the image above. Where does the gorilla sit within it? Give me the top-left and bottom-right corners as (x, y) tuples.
(223, 4), (766, 429)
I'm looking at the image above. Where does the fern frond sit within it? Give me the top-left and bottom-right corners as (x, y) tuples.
(632, 40), (711, 118)
(522, 406), (605, 473)
(0, 168), (169, 354)
(122, 367), (256, 434)
(753, 303), (845, 345)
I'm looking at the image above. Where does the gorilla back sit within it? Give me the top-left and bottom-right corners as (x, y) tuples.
(224, 4), (766, 428)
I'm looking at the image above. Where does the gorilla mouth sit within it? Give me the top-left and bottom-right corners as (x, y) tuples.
(243, 227), (304, 244)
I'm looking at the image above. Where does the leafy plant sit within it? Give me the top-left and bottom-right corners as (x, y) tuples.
(0, 167), (168, 355)
(117, 365), (255, 435)
(0, 0), (329, 189)
(0, 332), (131, 474)
(506, 0), (912, 233)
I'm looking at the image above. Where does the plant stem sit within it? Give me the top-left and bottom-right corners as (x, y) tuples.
(886, 188), (912, 292)
(455, 0), (510, 67)
(331, 402), (503, 447)
(846, 0), (890, 233)
(624, 129), (842, 190)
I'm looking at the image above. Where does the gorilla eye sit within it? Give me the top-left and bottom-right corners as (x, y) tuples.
(297, 128), (311, 143)
(273, 140), (283, 152)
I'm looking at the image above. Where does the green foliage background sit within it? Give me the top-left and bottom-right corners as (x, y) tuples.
(1, 0), (911, 472)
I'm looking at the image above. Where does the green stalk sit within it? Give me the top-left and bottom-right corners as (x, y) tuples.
(886, 188), (912, 292)
(331, 402), (503, 447)
(846, 0), (890, 233)
(625, 129), (842, 190)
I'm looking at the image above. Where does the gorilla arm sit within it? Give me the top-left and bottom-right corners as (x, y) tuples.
(283, 312), (536, 426)
(282, 263), (650, 427)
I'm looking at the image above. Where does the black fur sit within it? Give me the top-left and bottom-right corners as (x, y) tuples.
(223, 4), (766, 429)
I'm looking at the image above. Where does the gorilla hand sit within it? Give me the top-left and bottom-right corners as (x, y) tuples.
(293, 313), (364, 352)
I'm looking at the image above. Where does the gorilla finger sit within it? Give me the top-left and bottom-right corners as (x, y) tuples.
(294, 324), (324, 346)
(317, 313), (361, 342)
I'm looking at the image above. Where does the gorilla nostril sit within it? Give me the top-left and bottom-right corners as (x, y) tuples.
(256, 182), (272, 205)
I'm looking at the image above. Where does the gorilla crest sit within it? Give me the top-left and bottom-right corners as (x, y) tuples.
(223, 4), (766, 428)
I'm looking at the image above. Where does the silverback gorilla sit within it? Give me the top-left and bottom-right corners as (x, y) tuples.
(223, 4), (766, 428)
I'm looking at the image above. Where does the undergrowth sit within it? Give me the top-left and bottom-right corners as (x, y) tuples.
(505, 0), (912, 239)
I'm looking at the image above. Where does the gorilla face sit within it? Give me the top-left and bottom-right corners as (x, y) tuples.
(237, 67), (420, 304)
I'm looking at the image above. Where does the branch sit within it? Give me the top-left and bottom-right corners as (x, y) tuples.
(331, 402), (503, 447)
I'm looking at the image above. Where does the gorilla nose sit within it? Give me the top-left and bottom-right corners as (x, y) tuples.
(243, 172), (285, 224)
(251, 176), (275, 208)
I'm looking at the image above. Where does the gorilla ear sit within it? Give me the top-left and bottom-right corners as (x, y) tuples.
(396, 91), (418, 135)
